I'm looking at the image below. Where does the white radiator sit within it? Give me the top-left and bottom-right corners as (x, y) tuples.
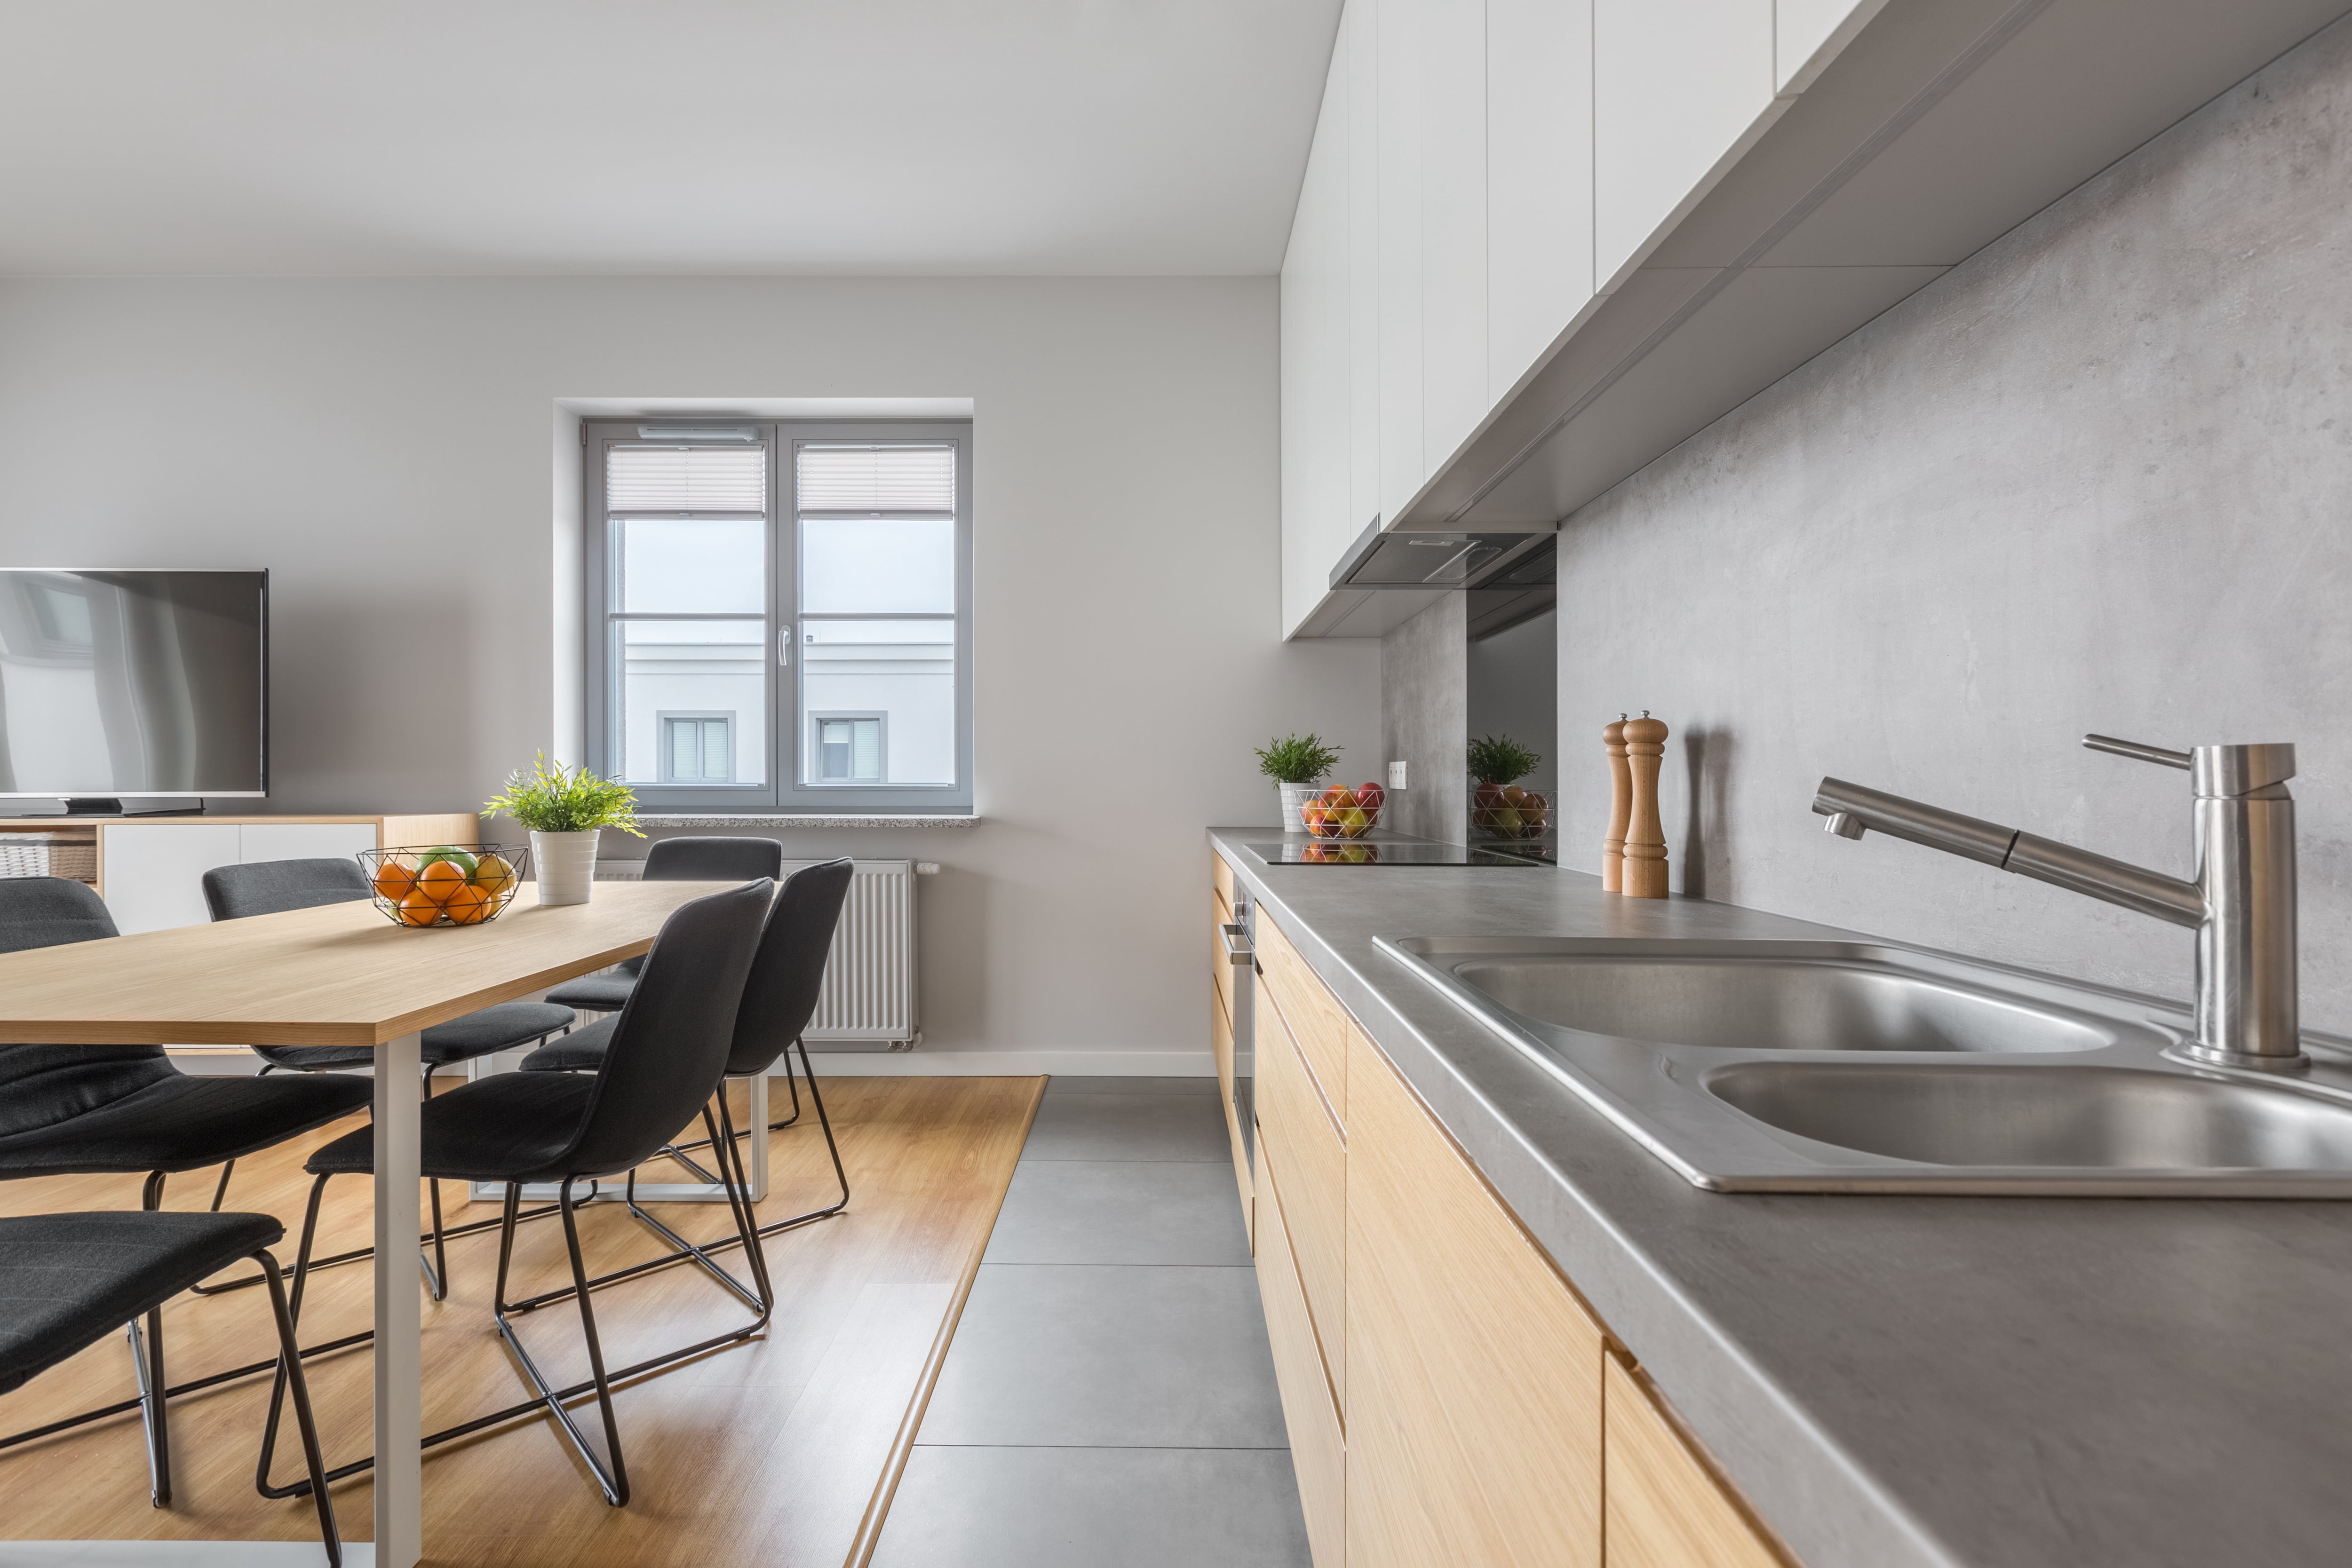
(596, 855), (921, 1051)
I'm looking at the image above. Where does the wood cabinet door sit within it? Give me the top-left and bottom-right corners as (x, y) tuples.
(1604, 1354), (1789, 1568)
(1345, 1030), (1604, 1568)
(1257, 993), (1346, 1411)
(1260, 1145), (1347, 1568)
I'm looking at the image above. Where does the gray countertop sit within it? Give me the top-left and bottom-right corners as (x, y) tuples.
(1209, 828), (2352, 1568)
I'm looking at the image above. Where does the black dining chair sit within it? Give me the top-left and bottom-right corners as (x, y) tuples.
(202, 857), (577, 1298)
(0, 1209), (341, 1561)
(520, 857), (853, 1294)
(542, 836), (786, 1014)
(0, 877), (373, 1506)
(259, 879), (775, 1508)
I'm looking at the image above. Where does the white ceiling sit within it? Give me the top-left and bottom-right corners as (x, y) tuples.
(0, 1), (1342, 277)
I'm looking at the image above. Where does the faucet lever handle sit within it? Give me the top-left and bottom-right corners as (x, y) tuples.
(2083, 734), (2193, 771)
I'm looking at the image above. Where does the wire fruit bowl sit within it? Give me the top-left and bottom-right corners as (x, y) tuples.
(1300, 785), (1384, 839)
(1471, 786), (1551, 840)
(358, 844), (529, 927)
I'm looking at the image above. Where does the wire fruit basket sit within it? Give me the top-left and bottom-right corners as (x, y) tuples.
(1471, 786), (1551, 840)
(357, 844), (529, 927)
(1299, 785), (1384, 839)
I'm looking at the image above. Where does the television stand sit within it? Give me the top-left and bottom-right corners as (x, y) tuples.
(61, 799), (209, 818)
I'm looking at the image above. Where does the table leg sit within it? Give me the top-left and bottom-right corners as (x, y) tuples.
(374, 1030), (423, 1568)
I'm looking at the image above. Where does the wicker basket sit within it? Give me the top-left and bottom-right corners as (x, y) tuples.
(357, 844), (530, 927)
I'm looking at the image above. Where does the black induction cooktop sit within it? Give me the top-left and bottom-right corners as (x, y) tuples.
(1238, 837), (1553, 867)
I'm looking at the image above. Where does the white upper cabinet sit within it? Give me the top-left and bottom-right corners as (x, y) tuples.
(1417, 0), (1488, 479)
(1775, 0), (1878, 92)
(1594, 0), (1776, 285)
(1280, 17), (1356, 638)
(1346, 0), (1381, 545)
(1486, 0), (1596, 404)
(1375, 0), (1425, 529)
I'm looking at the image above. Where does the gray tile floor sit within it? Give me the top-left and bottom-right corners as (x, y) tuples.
(872, 1077), (1312, 1568)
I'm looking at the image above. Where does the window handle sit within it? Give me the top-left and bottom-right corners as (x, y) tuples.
(777, 624), (792, 667)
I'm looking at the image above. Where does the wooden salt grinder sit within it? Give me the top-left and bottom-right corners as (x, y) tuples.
(1602, 715), (1630, 893)
(1622, 712), (1670, 899)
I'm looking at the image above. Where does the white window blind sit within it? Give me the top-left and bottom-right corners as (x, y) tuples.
(797, 444), (955, 513)
(608, 445), (768, 514)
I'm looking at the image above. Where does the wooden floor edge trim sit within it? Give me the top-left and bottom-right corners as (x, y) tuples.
(840, 1074), (1049, 1568)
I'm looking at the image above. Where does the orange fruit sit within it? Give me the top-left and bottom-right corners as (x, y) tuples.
(417, 861), (467, 904)
(443, 884), (491, 925)
(373, 861), (416, 902)
(397, 887), (443, 927)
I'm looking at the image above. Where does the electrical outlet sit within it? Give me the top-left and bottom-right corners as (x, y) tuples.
(1387, 760), (1409, 791)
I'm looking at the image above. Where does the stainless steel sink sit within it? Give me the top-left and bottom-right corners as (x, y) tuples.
(1382, 936), (2352, 1196)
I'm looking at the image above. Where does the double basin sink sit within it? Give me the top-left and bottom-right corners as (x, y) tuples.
(1382, 937), (2352, 1195)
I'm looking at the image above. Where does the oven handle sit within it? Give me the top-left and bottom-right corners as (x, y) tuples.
(1221, 923), (1254, 967)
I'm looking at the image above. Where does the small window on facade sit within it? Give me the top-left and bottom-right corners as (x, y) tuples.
(812, 714), (884, 783)
(661, 713), (734, 783)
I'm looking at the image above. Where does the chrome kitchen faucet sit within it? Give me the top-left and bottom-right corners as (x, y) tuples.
(1812, 735), (2301, 1072)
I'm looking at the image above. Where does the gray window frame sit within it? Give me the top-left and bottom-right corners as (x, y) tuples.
(584, 417), (974, 814)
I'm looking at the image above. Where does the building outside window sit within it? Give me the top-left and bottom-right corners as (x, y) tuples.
(584, 419), (973, 813)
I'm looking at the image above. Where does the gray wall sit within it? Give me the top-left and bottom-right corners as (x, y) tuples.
(1556, 16), (2352, 1033)
(1381, 594), (1465, 841)
(0, 275), (1383, 1069)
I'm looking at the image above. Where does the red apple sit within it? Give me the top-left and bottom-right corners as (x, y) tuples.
(1319, 785), (1347, 807)
(1502, 784), (1527, 807)
(1358, 782), (1386, 811)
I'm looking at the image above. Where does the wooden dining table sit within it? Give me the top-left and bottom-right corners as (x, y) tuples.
(0, 878), (731, 1566)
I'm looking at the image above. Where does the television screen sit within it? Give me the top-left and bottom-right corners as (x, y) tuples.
(0, 570), (267, 799)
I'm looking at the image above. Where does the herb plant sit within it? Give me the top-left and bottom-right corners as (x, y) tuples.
(1467, 734), (1542, 786)
(480, 753), (647, 837)
(1255, 733), (1343, 785)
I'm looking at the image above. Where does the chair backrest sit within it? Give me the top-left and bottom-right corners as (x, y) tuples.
(0, 879), (176, 1139)
(642, 836), (785, 883)
(726, 858), (854, 1077)
(556, 879), (774, 1178)
(203, 858), (370, 921)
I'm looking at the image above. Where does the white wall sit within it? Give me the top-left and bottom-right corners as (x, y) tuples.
(0, 276), (1381, 1069)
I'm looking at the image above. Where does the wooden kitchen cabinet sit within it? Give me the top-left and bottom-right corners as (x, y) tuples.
(1345, 1027), (1605, 1568)
(1259, 1145), (1348, 1568)
(1605, 1352), (1791, 1568)
(1257, 981), (1347, 1410)
(1209, 860), (1252, 1242)
(1253, 908), (1350, 1120)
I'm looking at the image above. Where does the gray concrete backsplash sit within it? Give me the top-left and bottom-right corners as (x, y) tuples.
(1382, 595), (1467, 843)
(1551, 14), (2352, 1032)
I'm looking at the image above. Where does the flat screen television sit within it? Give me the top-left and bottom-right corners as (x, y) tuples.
(0, 569), (268, 805)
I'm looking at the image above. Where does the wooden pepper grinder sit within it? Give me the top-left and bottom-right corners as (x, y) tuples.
(1602, 715), (1630, 892)
(1622, 712), (1670, 899)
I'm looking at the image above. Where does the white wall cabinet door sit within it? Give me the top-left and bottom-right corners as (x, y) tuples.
(238, 822), (379, 865)
(1594, 0), (1776, 285)
(1346, 0), (1382, 543)
(1487, 0), (1596, 403)
(1417, 0), (1487, 478)
(1281, 26), (1358, 638)
(1776, 0), (1875, 92)
(1375, 0), (1425, 528)
(100, 824), (243, 934)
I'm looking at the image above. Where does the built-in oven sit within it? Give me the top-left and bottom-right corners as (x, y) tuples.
(1220, 890), (1257, 1179)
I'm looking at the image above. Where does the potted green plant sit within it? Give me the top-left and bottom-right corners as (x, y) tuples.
(1255, 733), (1343, 833)
(1467, 734), (1548, 839)
(480, 754), (645, 906)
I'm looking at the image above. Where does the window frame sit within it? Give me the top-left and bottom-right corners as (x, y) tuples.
(656, 710), (737, 784)
(583, 417), (974, 814)
(808, 710), (888, 784)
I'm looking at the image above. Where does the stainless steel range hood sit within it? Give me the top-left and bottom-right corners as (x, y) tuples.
(1328, 515), (1556, 591)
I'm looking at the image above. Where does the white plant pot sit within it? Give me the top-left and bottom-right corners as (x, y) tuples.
(1277, 782), (1321, 833)
(531, 829), (600, 906)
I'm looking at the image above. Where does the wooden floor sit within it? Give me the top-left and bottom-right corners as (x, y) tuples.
(0, 1072), (1044, 1566)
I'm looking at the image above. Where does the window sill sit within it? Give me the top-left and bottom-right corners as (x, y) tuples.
(633, 813), (981, 829)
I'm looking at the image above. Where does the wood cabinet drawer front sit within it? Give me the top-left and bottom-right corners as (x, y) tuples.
(1257, 995), (1346, 1411)
(1212, 850), (1237, 918)
(1345, 1029), (1604, 1568)
(1254, 908), (1349, 1122)
(1604, 1354), (1789, 1568)
(1211, 891), (1237, 1023)
(1257, 1146), (1345, 1568)
(1212, 993), (1254, 1245)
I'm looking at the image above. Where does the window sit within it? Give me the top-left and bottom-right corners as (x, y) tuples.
(585, 419), (972, 813)
(660, 713), (734, 783)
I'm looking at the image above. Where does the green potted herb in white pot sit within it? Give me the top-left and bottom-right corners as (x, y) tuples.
(480, 754), (645, 906)
(1255, 733), (1343, 833)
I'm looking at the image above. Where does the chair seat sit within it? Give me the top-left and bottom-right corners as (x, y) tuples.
(517, 1015), (616, 1074)
(306, 1071), (599, 1184)
(0, 1072), (373, 1178)
(423, 1001), (578, 1059)
(545, 971), (636, 1013)
(0, 1211), (285, 1394)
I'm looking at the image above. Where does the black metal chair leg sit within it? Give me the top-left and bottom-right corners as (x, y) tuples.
(754, 1037), (850, 1238)
(254, 1248), (342, 1567)
(617, 1101), (771, 1315)
(494, 1178), (631, 1505)
(209, 1158), (237, 1212)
